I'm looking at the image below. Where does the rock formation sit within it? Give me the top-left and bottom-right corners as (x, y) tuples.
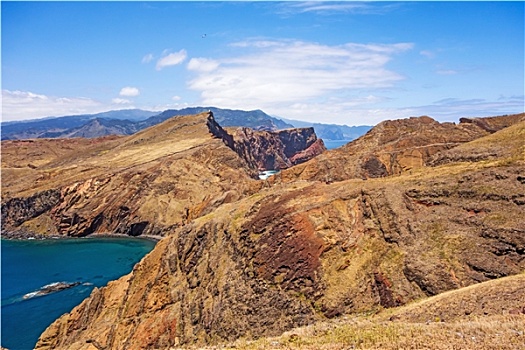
(1, 112), (324, 238)
(32, 113), (525, 349)
(227, 126), (326, 170)
(279, 113), (524, 183)
(23, 282), (82, 300)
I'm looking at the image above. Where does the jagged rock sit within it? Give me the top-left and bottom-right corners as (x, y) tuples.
(225, 126), (326, 171)
(23, 282), (81, 299)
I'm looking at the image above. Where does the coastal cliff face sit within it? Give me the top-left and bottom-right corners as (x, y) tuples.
(35, 115), (525, 349)
(1, 112), (324, 238)
(228, 126), (326, 170)
(279, 114), (524, 183)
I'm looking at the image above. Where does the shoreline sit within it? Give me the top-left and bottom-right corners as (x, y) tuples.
(0, 231), (163, 242)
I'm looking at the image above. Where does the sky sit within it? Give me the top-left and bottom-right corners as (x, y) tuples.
(1, 1), (524, 125)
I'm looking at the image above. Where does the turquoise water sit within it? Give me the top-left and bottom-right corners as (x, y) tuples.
(1, 237), (156, 350)
(324, 140), (351, 149)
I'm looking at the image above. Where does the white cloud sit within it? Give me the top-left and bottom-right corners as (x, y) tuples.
(187, 58), (220, 72)
(278, 2), (399, 15)
(187, 39), (413, 117)
(172, 95), (181, 101)
(156, 49), (187, 70)
(142, 53), (154, 63)
(419, 50), (435, 59)
(1, 90), (144, 121)
(294, 3), (373, 13)
(1, 90), (107, 121)
(111, 98), (132, 104)
(119, 86), (140, 97)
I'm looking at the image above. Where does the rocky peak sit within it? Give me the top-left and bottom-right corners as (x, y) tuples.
(207, 113), (326, 171)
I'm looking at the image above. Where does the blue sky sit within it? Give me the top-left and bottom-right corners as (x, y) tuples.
(2, 1), (524, 125)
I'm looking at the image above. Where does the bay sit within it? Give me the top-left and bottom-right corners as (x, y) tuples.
(1, 237), (156, 350)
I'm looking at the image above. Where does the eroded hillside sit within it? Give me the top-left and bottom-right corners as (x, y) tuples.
(1, 112), (324, 238)
(32, 114), (525, 349)
(280, 113), (524, 182)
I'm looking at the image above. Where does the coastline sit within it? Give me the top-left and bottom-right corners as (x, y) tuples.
(1, 231), (157, 350)
(0, 230), (162, 242)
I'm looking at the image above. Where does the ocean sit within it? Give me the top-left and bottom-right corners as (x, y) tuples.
(323, 140), (351, 149)
(1, 237), (156, 350)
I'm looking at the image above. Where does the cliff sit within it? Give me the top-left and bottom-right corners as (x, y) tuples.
(1, 112), (323, 238)
(279, 113), (524, 183)
(227, 126), (326, 170)
(34, 115), (525, 349)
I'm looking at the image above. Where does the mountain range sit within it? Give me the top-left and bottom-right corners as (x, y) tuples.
(1, 107), (371, 142)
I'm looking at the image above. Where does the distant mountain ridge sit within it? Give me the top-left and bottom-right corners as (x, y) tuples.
(0, 109), (158, 140)
(1, 107), (370, 142)
(0, 107), (295, 140)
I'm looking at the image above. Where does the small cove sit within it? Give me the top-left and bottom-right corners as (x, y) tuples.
(1, 236), (156, 350)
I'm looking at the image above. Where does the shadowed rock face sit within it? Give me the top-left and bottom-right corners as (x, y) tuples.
(1, 112), (324, 238)
(35, 116), (525, 349)
(225, 126), (326, 171)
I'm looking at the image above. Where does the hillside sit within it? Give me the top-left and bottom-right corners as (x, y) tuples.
(234, 273), (525, 349)
(1, 112), (324, 238)
(279, 113), (524, 183)
(29, 113), (524, 349)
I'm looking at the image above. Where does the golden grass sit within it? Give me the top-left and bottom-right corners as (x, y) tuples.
(186, 273), (525, 350)
(229, 315), (525, 350)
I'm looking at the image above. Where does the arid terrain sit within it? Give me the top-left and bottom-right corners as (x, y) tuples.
(1, 111), (524, 349)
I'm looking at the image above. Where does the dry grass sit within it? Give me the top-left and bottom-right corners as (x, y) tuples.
(229, 315), (525, 350)
(187, 274), (525, 350)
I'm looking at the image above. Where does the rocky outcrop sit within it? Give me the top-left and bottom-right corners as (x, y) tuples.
(1, 112), (324, 238)
(224, 126), (326, 171)
(280, 113), (524, 183)
(459, 113), (524, 133)
(23, 282), (82, 300)
(35, 120), (525, 349)
(1, 189), (61, 228)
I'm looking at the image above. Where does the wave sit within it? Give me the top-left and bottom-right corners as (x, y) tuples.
(2, 281), (90, 307)
(22, 281), (82, 300)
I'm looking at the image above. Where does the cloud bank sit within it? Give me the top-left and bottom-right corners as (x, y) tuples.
(187, 39), (413, 120)
(1, 90), (140, 121)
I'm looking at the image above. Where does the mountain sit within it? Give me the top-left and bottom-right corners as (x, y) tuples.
(1, 107), (294, 140)
(280, 117), (372, 141)
(0, 109), (158, 140)
(144, 107), (293, 130)
(1, 111), (323, 238)
(6, 112), (519, 349)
